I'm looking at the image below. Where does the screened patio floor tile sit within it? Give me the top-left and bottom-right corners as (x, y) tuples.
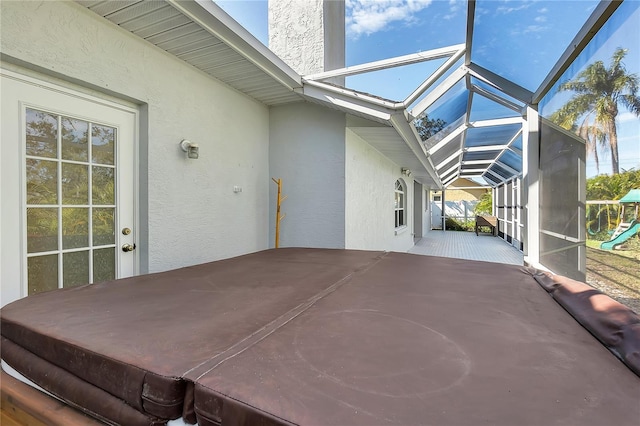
(409, 230), (524, 266)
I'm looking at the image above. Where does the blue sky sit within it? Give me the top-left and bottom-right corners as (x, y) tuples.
(216, 0), (639, 177)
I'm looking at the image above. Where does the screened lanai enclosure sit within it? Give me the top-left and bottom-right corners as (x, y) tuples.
(2, 1), (640, 424)
(300, 0), (637, 282)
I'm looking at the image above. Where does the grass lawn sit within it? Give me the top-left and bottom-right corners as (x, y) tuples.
(585, 236), (640, 313)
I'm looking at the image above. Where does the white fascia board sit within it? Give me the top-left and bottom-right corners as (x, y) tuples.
(427, 123), (466, 156)
(302, 85), (393, 121)
(403, 46), (466, 107)
(167, 0), (302, 91)
(305, 44), (466, 81)
(466, 62), (533, 105)
(389, 114), (443, 188)
(409, 66), (467, 117)
(435, 149), (463, 170)
(468, 117), (523, 127)
(533, 1), (621, 104)
(303, 79), (399, 111)
(458, 174), (484, 180)
(465, 144), (508, 152)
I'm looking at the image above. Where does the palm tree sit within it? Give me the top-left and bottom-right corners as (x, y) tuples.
(550, 47), (640, 175)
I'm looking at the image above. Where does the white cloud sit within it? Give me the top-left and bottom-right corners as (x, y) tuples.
(495, 2), (532, 15)
(444, 0), (463, 20)
(346, 0), (433, 37)
(534, 15), (546, 23)
(618, 111), (640, 124)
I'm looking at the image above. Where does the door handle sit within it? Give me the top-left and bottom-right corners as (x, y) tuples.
(122, 243), (136, 252)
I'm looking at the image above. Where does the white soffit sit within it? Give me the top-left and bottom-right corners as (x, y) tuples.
(75, 0), (303, 106)
(350, 126), (439, 187)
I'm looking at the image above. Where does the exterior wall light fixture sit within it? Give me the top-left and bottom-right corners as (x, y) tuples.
(401, 167), (411, 177)
(180, 139), (199, 159)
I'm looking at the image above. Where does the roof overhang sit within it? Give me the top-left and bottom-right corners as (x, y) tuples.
(76, 0), (303, 105)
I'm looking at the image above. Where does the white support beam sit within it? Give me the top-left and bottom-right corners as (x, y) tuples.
(533, 1), (622, 104)
(522, 106), (540, 267)
(493, 161), (519, 176)
(302, 79), (399, 110)
(404, 47), (466, 107)
(435, 149), (463, 170)
(468, 117), (523, 128)
(442, 173), (459, 187)
(410, 66), (467, 117)
(459, 168), (487, 173)
(478, 129), (523, 180)
(465, 144), (508, 152)
(484, 168), (506, 184)
(462, 160), (493, 165)
(301, 84), (393, 121)
(465, 0), (476, 66)
(305, 44), (466, 81)
(470, 84), (523, 112)
(427, 124), (467, 156)
(466, 62), (533, 105)
(440, 163), (460, 179)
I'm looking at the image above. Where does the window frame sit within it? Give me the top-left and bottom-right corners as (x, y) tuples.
(394, 180), (406, 229)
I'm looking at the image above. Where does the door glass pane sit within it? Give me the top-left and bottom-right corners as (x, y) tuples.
(62, 207), (88, 249)
(61, 117), (89, 161)
(62, 163), (88, 204)
(92, 166), (114, 205)
(26, 159), (57, 204)
(93, 248), (115, 283)
(25, 108), (121, 294)
(26, 109), (58, 158)
(92, 125), (115, 165)
(27, 208), (58, 253)
(63, 251), (89, 287)
(93, 208), (115, 246)
(28, 255), (58, 295)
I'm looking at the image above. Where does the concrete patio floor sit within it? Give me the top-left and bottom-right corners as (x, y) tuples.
(409, 230), (524, 266)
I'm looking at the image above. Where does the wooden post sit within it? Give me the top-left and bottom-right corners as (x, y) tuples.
(271, 178), (287, 248)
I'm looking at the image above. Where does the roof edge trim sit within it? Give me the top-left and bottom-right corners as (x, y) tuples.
(167, 0), (302, 91)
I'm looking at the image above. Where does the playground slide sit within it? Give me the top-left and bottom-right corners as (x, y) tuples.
(600, 221), (640, 250)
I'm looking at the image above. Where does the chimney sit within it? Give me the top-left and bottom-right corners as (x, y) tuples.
(268, 0), (345, 84)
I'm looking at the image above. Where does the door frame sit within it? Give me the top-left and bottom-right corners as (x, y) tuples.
(1, 67), (140, 306)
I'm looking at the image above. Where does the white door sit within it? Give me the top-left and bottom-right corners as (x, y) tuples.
(1, 70), (137, 306)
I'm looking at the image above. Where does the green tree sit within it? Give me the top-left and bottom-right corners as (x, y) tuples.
(414, 114), (446, 142)
(550, 47), (640, 175)
(586, 169), (640, 200)
(473, 191), (493, 215)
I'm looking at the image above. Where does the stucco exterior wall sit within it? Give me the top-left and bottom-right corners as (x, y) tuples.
(0, 1), (270, 273)
(345, 129), (414, 252)
(269, 102), (346, 249)
(268, 0), (325, 75)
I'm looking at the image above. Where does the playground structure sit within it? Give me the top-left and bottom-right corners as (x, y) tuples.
(599, 189), (640, 250)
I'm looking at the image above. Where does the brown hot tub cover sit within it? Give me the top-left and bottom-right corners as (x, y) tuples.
(1, 248), (639, 425)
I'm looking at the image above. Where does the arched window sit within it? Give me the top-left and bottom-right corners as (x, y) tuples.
(395, 180), (406, 228)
